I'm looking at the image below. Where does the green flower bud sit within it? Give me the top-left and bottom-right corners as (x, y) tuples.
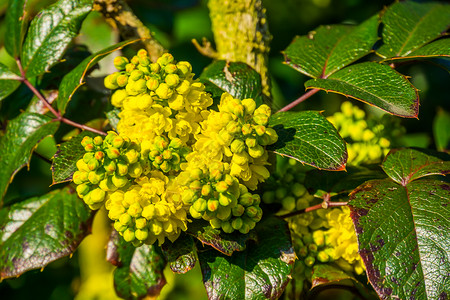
(116, 161), (128, 176)
(262, 191), (275, 204)
(119, 213), (132, 226)
(177, 61), (192, 76)
(135, 217), (147, 229)
(219, 193), (233, 206)
(298, 246), (308, 257)
(245, 137), (257, 148)
(104, 73), (119, 90)
(128, 202), (142, 218)
(176, 80), (191, 94)
(165, 74), (180, 87)
(317, 251), (329, 263)
(207, 199), (219, 212)
(123, 228), (135, 242)
(275, 187), (287, 200)
(114, 221), (127, 233)
(248, 145), (265, 158)
(232, 204), (245, 216)
(139, 56), (150, 67)
(111, 89), (128, 107)
(135, 228), (149, 241)
(281, 196), (296, 211)
(209, 218), (222, 229)
(93, 136), (103, 146)
(134, 79), (147, 94)
(189, 206), (202, 219)
(137, 49), (148, 58)
(254, 104), (271, 118)
(88, 170), (104, 185)
(253, 114), (269, 126)
(157, 53), (174, 66)
(76, 159), (90, 172)
(239, 193), (254, 207)
(193, 198), (207, 213)
(149, 63), (160, 73)
(201, 184), (212, 197)
(76, 183), (90, 197)
(90, 188), (106, 204)
(239, 223), (250, 234)
(128, 163), (143, 178)
(245, 206), (258, 218)
(304, 256), (315, 267)
(146, 77), (160, 91)
(232, 218), (243, 230)
(113, 56), (129, 70)
(125, 63), (135, 73)
(99, 177), (117, 192)
(241, 124), (253, 135)
(308, 243), (318, 254)
(215, 181), (229, 194)
(112, 174), (128, 188)
(124, 149), (139, 164)
(216, 206), (231, 221)
(81, 136), (93, 148)
(130, 56), (140, 65)
(155, 83), (173, 99)
(73, 171), (88, 185)
(221, 221), (233, 233)
(230, 139), (245, 154)
(116, 74), (128, 87)
(130, 70), (143, 81)
(182, 189), (196, 204)
(254, 125), (266, 136)
(242, 98), (256, 115)
(164, 63), (178, 74)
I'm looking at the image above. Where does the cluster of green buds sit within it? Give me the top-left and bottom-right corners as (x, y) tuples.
(179, 161), (262, 234)
(73, 132), (144, 209)
(104, 50), (198, 109)
(141, 135), (189, 173)
(327, 101), (405, 165)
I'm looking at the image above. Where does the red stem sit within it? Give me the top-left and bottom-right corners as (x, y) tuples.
(16, 58), (106, 136)
(278, 200), (348, 219)
(277, 88), (320, 112)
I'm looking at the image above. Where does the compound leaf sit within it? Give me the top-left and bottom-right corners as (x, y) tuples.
(0, 63), (22, 102)
(0, 113), (59, 203)
(268, 111), (347, 170)
(305, 62), (419, 118)
(0, 187), (94, 279)
(5, 0), (28, 58)
(21, 0), (93, 78)
(198, 217), (295, 300)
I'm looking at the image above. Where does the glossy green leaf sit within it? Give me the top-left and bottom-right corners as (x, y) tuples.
(283, 16), (379, 78)
(377, 1), (450, 58)
(350, 178), (449, 300)
(20, 0), (93, 78)
(310, 265), (378, 300)
(187, 220), (257, 256)
(57, 40), (139, 115)
(51, 131), (97, 185)
(200, 60), (263, 105)
(381, 148), (450, 185)
(0, 63), (22, 102)
(5, 0), (28, 58)
(0, 187), (94, 279)
(433, 108), (450, 151)
(0, 113), (59, 203)
(268, 111), (347, 170)
(161, 233), (197, 274)
(106, 230), (166, 300)
(305, 62), (419, 118)
(383, 38), (450, 62)
(198, 217), (295, 300)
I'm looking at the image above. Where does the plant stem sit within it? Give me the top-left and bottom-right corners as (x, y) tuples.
(278, 88), (320, 112)
(278, 196), (348, 219)
(16, 59), (107, 136)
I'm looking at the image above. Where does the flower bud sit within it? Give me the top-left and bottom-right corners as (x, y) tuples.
(176, 80), (191, 94)
(111, 89), (128, 107)
(114, 56), (129, 70)
(207, 199), (219, 212)
(157, 53), (174, 66)
(232, 218), (243, 230)
(193, 198), (207, 213)
(73, 171), (88, 185)
(155, 83), (172, 99)
(165, 74), (180, 87)
(164, 63), (178, 74)
(135, 228), (149, 241)
(104, 73), (119, 90)
(230, 139), (245, 154)
(90, 188), (106, 204)
(146, 77), (160, 91)
(116, 74), (128, 87)
(123, 229), (135, 242)
(76, 183), (90, 197)
(242, 98), (256, 115)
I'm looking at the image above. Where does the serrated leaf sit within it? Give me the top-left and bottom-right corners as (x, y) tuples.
(57, 40), (139, 115)
(0, 63), (22, 102)
(268, 111), (347, 170)
(5, 0), (28, 58)
(283, 16), (379, 79)
(198, 217), (295, 300)
(0, 113), (59, 203)
(51, 131), (97, 185)
(349, 178), (450, 300)
(381, 148), (450, 185)
(377, 1), (450, 58)
(105, 108), (121, 131)
(200, 60), (263, 105)
(433, 108), (450, 151)
(305, 62), (419, 118)
(383, 38), (450, 62)
(106, 230), (166, 300)
(161, 233), (196, 274)
(0, 187), (94, 279)
(187, 220), (257, 256)
(20, 0), (93, 78)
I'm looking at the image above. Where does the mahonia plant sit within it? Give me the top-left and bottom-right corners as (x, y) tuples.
(73, 50), (278, 246)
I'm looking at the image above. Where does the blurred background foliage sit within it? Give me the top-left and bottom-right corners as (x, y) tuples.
(0, 0), (448, 299)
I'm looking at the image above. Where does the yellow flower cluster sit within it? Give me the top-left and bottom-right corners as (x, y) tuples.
(327, 101), (404, 165)
(73, 50), (278, 245)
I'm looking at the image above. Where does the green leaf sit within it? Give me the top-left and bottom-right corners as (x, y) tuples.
(200, 60), (263, 105)
(106, 108), (121, 131)
(305, 62), (419, 118)
(0, 113), (59, 203)
(106, 230), (167, 300)
(187, 220), (257, 256)
(0, 63), (22, 102)
(57, 40), (139, 115)
(161, 233), (197, 274)
(433, 108), (450, 151)
(51, 131), (97, 185)
(349, 178), (450, 300)
(198, 217), (295, 300)
(383, 38), (450, 62)
(268, 111), (347, 170)
(283, 16), (379, 79)
(20, 0), (93, 78)
(381, 148), (450, 185)
(0, 187), (94, 279)
(377, 1), (450, 58)
(5, 0), (28, 58)
(310, 265), (378, 300)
